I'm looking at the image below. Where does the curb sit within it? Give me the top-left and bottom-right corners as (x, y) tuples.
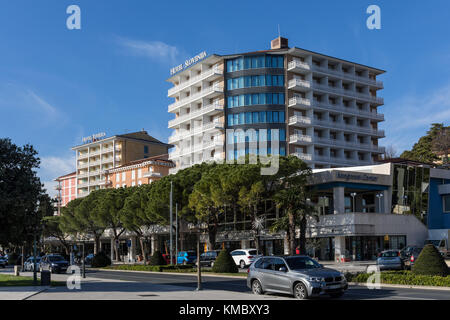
(91, 268), (247, 279)
(348, 282), (450, 291)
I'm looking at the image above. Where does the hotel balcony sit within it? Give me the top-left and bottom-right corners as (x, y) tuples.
(98, 180), (112, 187)
(312, 102), (384, 121)
(78, 152), (89, 159)
(288, 97), (311, 110)
(168, 66), (223, 97)
(168, 83), (224, 113)
(288, 115), (312, 127)
(310, 64), (384, 89)
(289, 134), (313, 145)
(169, 121), (225, 144)
(143, 172), (162, 178)
(288, 78), (311, 92)
(287, 59), (311, 74)
(313, 155), (372, 166)
(78, 162), (89, 169)
(312, 84), (384, 105)
(168, 102), (224, 128)
(292, 152), (313, 161)
(311, 119), (385, 137)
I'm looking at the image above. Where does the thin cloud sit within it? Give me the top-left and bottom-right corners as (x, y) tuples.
(38, 154), (76, 198)
(115, 36), (180, 64)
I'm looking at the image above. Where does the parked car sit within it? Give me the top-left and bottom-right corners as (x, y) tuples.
(247, 255), (348, 299)
(197, 250), (221, 267)
(402, 247), (423, 269)
(85, 254), (94, 265)
(0, 257), (6, 268)
(24, 257), (41, 271)
(177, 251), (197, 265)
(230, 249), (261, 268)
(377, 250), (404, 270)
(39, 254), (69, 274)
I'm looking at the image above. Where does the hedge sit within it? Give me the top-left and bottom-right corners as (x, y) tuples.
(149, 250), (166, 266)
(345, 270), (450, 287)
(104, 264), (194, 272)
(91, 251), (112, 268)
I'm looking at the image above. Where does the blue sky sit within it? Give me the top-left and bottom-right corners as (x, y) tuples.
(1, 0), (449, 196)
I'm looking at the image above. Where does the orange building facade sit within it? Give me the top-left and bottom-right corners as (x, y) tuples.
(55, 172), (77, 211)
(104, 155), (175, 188)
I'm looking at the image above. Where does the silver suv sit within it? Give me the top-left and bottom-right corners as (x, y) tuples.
(247, 256), (348, 299)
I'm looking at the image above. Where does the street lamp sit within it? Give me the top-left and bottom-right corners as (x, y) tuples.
(376, 193), (384, 213)
(350, 192), (357, 213)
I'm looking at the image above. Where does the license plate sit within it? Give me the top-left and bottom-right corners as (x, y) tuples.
(328, 284), (341, 289)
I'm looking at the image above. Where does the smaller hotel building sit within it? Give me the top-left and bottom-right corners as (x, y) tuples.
(54, 172), (77, 214)
(104, 155), (175, 188)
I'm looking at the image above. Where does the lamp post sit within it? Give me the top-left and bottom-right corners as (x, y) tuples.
(376, 193), (384, 213)
(350, 192), (357, 213)
(175, 203), (178, 266)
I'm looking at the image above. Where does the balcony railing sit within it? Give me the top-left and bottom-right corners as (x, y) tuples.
(289, 115), (312, 126)
(288, 78), (311, 91)
(168, 83), (224, 112)
(292, 152), (313, 161)
(287, 59), (311, 72)
(168, 102), (224, 128)
(312, 83), (384, 104)
(288, 97), (311, 108)
(168, 66), (223, 96)
(311, 64), (384, 88)
(289, 134), (313, 144)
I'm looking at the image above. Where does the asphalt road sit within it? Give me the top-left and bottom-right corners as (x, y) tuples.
(86, 269), (450, 300)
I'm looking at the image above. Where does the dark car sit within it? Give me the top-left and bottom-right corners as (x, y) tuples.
(402, 247), (423, 269)
(198, 250), (221, 267)
(0, 257), (6, 268)
(39, 254), (69, 274)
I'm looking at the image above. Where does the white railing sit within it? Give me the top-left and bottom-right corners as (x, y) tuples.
(312, 83), (384, 104)
(168, 83), (224, 112)
(289, 115), (312, 126)
(289, 134), (313, 144)
(288, 78), (311, 90)
(288, 59), (311, 71)
(169, 121), (224, 143)
(288, 97), (311, 108)
(292, 153), (313, 161)
(312, 138), (386, 153)
(311, 65), (384, 88)
(168, 66), (223, 96)
(312, 102), (384, 120)
(168, 102), (224, 127)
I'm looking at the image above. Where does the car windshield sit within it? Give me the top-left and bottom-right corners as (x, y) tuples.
(381, 251), (398, 257)
(48, 256), (64, 262)
(248, 250), (258, 255)
(285, 257), (321, 270)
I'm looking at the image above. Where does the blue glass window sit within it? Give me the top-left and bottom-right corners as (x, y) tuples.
(279, 111), (285, 121)
(239, 113), (245, 125)
(252, 112), (259, 123)
(233, 114), (239, 125)
(267, 111), (273, 123)
(260, 111), (266, 123)
(273, 93), (278, 105)
(245, 112), (252, 124)
(228, 114), (233, 126)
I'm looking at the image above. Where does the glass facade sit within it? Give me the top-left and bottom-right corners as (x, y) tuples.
(228, 111), (285, 126)
(227, 75), (285, 90)
(227, 93), (285, 108)
(392, 164), (430, 224)
(226, 55), (284, 72)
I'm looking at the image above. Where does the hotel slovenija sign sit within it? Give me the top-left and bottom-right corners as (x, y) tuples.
(170, 51), (207, 75)
(82, 132), (106, 144)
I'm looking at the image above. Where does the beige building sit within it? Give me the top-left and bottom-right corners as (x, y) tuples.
(72, 130), (172, 197)
(104, 155), (175, 188)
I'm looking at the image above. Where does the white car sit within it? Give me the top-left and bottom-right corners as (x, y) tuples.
(230, 249), (261, 268)
(24, 257), (41, 272)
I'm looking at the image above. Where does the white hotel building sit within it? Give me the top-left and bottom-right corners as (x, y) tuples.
(167, 37), (385, 172)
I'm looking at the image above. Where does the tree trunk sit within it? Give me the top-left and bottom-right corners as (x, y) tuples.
(299, 216), (307, 255)
(114, 237), (120, 262)
(139, 237), (147, 265)
(93, 234), (100, 255)
(208, 224), (217, 250)
(288, 209), (296, 255)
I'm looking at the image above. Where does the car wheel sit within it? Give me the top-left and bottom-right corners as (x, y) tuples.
(329, 291), (344, 298)
(239, 260), (246, 269)
(293, 282), (309, 300)
(252, 280), (264, 295)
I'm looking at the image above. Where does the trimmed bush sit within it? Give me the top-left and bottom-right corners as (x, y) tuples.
(412, 244), (449, 277)
(348, 270), (450, 287)
(91, 251), (111, 268)
(104, 264), (194, 272)
(211, 249), (238, 273)
(149, 250), (166, 266)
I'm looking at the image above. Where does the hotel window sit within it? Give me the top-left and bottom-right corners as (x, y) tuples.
(443, 195), (450, 213)
(122, 172), (126, 181)
(144, 146), (149, 154)
(132, 170), (135, 180)
(138, 169), (142, 178)
(116, 173), (119, 181)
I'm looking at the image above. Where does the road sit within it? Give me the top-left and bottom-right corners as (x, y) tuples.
(84, 269), (450, 300)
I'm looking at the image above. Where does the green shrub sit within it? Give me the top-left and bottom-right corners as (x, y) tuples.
(349, 270), (450, 287)
(104, 264), (194, 272)
(412, 244), (449, 277)
(149, 250), (166, 266)
(211, 249), (238, 273)
(91, 251), (111, 268)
